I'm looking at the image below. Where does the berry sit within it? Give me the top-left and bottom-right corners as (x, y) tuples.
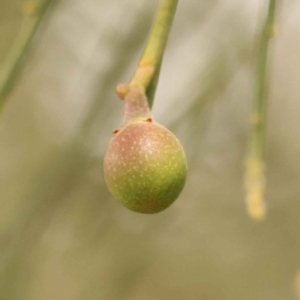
(104, 119), (187, 213)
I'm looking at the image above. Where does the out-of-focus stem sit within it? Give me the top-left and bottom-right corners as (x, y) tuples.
(0, 0), (53, 112)
(245, 0), (277, 220)
(295, 270), (300, 300)
(117, 0), (178, 109)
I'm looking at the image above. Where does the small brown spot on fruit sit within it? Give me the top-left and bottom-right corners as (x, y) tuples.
(113, 129), (120, 134)
(144, 118), (152, 123)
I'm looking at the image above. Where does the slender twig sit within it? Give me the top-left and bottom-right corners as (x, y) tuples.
(0, 0), (54, 112)
(245, 0), (277, 220)
(117, 0), (178, 109)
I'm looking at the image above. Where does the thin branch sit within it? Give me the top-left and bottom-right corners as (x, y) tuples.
(117, 0), (178, 109)
(0, 0), (54, 113)
(245, 0), (277, 220)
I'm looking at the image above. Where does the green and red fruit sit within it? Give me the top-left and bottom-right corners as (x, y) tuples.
(104, 119), (187, 214)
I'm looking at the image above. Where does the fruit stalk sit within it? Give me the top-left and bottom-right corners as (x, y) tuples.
(123, 88), (151, 125)
(117, 0), (178, 109)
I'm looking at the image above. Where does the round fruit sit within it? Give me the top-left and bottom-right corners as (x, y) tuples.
(104, 119), (187, 214)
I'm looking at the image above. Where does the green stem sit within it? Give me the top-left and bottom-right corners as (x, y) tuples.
(245, 0), (277, 220)
(117, 0), (178, 109)
(0, 0), (53, 112)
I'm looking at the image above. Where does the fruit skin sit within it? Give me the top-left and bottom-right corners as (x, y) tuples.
(104, 119), (187, 214)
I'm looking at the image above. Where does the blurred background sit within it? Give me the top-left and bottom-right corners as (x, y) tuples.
(1, 0), (300, 299)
